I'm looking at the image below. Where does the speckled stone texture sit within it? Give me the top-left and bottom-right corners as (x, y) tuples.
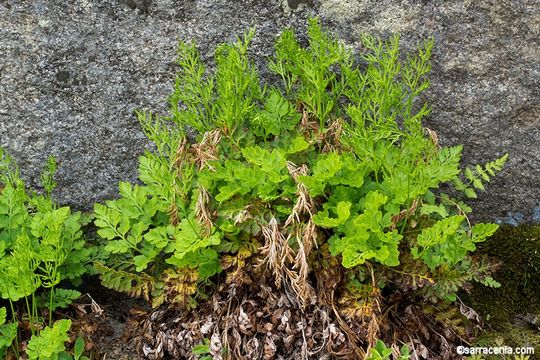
(0, 0), (538, 223)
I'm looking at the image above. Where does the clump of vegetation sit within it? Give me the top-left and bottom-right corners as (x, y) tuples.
(0, 20), (476, 359)
(89, 18), (506, 358)
(0, 148), (95, 359)
(0, 16), (515, 360)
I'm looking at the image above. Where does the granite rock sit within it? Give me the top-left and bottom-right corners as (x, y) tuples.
(0, 0), (538, 222)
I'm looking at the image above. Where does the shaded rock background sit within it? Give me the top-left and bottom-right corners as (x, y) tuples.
(0, 0), (538, 223)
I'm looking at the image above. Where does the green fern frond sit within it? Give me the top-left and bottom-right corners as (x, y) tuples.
(94, 262), (154, 301)
(459, 154), (508, 198)
(25, 319), (71, 360)
(0, 147), (20, 187)
(38, 288), (81, 312)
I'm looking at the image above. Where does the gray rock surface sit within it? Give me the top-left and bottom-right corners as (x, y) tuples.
(0, 0), (538, 223)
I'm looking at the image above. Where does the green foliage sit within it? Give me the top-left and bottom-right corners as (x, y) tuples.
(0, 307), (18, 358)
(0, 148), (19, 186)
(26, 319), (71, 360)
(366, 340), (410, 360)
(252, 89), (302, 137)
(453, 154), (508, 199)
(269, 18), (351, 122)
(39, 288), (82, 311)
(0, 150), (94, 293)
(192, 338), (213, 360)
(93, 18), (506, 311)
(58, 337), (91, 360)
(169, 29), (263, 135)
(412, 218), (498, 271)
(325, 192), (403, 267)
(73, 337), (88, 360)
(0, 148), (94, 357)
(94, 262), (154, 301)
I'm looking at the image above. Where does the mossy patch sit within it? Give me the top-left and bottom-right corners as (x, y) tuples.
(464, 225), (540, 353)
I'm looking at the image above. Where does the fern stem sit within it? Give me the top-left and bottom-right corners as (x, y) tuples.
(49, 286), (54, 326)
(399, 181), (413, 234)
(8, 298), (16, 324)
(24, 295), (34, 336)
(8, 299), (20, 359)
(32, 292), (38, 332)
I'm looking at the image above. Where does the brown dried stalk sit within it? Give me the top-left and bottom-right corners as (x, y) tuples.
(321, 118), (344, 153)
(282, 162), (319, 306)
(390, 198), (419, 230)
(260, 217), (294, 289)
(425, 127), (440, 149)
(190, 129), (221, 171)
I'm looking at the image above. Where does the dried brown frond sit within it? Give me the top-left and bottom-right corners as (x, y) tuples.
(332, 264), (384, 353)
(426, 301), (480, 340)
(167, 203), (180, 226)
(93, 263), (154, 304)
(287, 233), (315, 308)
(190, 129), (222, 171)
(365, 264), (383, 348)
(195, 186), (213, 235)
(263, 162), (320, 308)
(388, 255), (435, 292)
(259, 217), (294, 289)
(313, 244), (342, 305)
(280, 162), (320, 308)
(221, 242), (259, 287)
(285, 180), (315, 226)
(425, 127), (440, 149)
(327, 290), (364, 358)
(161, 268), (199, 307)
(258, 220), (308, 303)
(367, 311), (382, 349)
(172, 137), (188, 171)
(338, 266), (382, 326)
(286, 161), (308, 181)
(280, 220), (318, 309)
(300, 108), (320, 137)
(132, 279), (154, 302)
(72, 293), (105, 321)
(284, 162), (317, 252)
(285, 162), (315, 228)
(321, 118), (344, 153)
(234, 205), (254, 225)
(457, 298), (483, 330)
(302, 219), (317, 253)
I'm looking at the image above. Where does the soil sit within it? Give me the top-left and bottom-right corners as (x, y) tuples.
(74, 278), (148, 360)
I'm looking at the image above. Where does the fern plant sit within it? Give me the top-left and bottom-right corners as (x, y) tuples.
(0, 148), (95, 358)
(93, 18), (506, 316)
(0, 307), (18, 358)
